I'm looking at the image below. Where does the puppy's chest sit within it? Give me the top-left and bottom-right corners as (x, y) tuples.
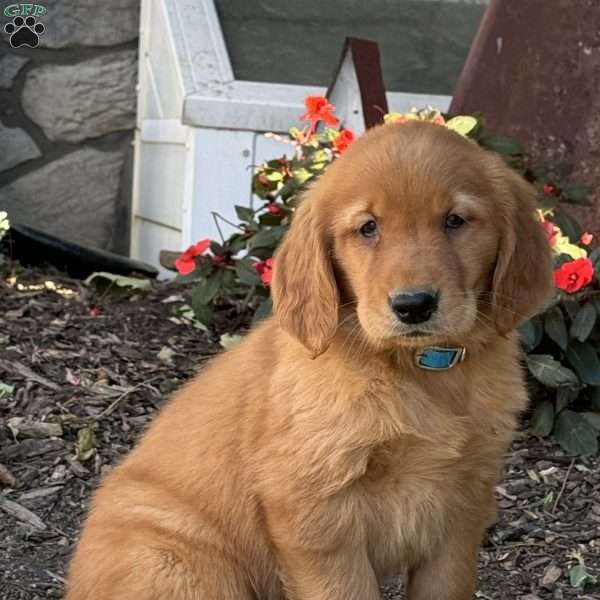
(357, 382), (516, 574)
(357, 436), (479, 578)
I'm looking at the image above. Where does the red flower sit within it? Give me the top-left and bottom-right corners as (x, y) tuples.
(333, 129), (355, 153)
(254, 258), (273, 286)
(300, 96), (339, 136)
(175, 239), (211, 275)
(267, 202), (281, 215)
(89, 307), (101, 317)
(543, 183), (555, 194)
(580, 232), (594, 245)
(554, 258), (594, 293)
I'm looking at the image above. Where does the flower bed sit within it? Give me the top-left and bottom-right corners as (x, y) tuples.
(175, 97), (600, 454)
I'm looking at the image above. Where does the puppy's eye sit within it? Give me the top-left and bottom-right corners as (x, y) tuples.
(359, 219), (378, 238)
(445, 214), (466, 230)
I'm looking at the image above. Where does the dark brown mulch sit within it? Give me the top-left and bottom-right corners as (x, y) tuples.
(0, 264), (599, 600)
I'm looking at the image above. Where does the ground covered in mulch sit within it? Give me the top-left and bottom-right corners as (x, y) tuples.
(0, 264), (599, 600)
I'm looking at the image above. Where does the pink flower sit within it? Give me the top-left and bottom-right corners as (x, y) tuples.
(580, 232), (594, 245)
(175, 240), (211, 275)
(554, 258), (594, 293)
(542, 220), (559, 247)
(254, 258), (273, 286)
(267, 202), (281, 215)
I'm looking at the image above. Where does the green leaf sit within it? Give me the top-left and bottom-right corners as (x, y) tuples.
(591, 387), (600, 411)
(249, 226), (285, 250)
(526, 354), (579, 388)
(544, 307), (569, 350)
(445, 116), (478, 137)
(556, 386), (580, 412)
(565, 341), (600, 385)
(75, 426), (97, 462)
(552, 210), (582, 243)
(561, 184), (594, 206)
(259, 213), (284, 226)
(293, 168), (314, 185)
(581, 412), (600, 432)
(234, 258), (261, 286)
(480, 135), (524, 156)
(235, 205), (255, 223)
(191, 273), (221, 306)
(0, 382), (15, 399)
(589, 246), (600, 265)
(570, 302), (597, 342)
(253, 297), (273, 323)
(519, 318), (543, 352)
(227, 233), (248, 255)
(569, 563), (597, 587)
(84, 272), (152, 291)
(553, 410), (598, 455)
(562, 298), (581, 321)
(191, 303), (214, 327)
(530, 400), (554, 437)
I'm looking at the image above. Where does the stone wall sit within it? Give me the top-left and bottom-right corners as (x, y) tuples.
(0, 1), (140, 254)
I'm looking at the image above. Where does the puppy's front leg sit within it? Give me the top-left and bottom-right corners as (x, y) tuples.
(406, 527), (481, 600)
(276, 546), (380, 600)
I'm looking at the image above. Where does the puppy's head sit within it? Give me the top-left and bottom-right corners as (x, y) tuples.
(272, 122), (554, 357)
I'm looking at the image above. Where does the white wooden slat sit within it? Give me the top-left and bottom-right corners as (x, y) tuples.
(136, 141), (187, 230)
(327, 49), (367, 135)
(185, 128), (255, 246)
(130, 217), (182, 279)
(147, 0), (184, 118)
(387, 92), (451, 114)
(141, 119), (189, 144)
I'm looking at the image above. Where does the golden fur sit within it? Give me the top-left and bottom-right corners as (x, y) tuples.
(66, 122), (554, 600)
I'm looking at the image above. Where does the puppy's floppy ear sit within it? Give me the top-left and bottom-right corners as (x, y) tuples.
(271, 193), (339, 358)
(492, 171), (554, 334)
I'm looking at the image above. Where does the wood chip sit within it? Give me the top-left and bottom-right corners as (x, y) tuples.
(0, 358), (60, 391)
(6, 417), (63, 439)
(540, 563), (562, 588)
(0, 498), (47, 530)
(0, 462), (16, 487)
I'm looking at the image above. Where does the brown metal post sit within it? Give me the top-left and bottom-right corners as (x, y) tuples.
(450, 0), (600, 235)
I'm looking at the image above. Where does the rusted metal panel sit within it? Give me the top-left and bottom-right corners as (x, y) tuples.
(450, 0), (600, 235)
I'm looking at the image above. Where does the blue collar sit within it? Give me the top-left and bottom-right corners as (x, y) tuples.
(414, 346), (466, 370)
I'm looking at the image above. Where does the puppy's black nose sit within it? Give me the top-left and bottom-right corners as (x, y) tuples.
(389, 290), (439, 325)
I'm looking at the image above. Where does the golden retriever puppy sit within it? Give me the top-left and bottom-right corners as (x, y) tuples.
(66, 121), (553, 600)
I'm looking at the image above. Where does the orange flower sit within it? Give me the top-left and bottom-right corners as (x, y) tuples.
(175, 239), (211, 275)
(254, 258), (273, 286)
(300, 96), (339, 136)
(554, 258), (594, 293)
(580, 232), (594, 245)
(332, 129), (355, 153)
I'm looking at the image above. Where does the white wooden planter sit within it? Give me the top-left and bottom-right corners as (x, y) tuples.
(130, 0), (451, 274)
